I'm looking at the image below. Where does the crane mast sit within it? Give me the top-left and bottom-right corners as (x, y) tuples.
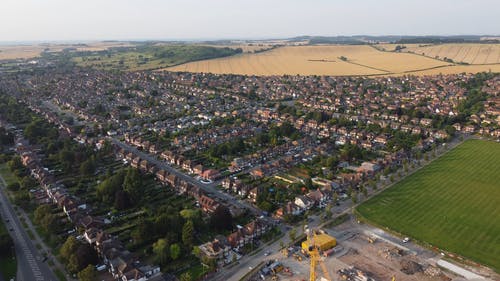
(308, 228), (332, 281)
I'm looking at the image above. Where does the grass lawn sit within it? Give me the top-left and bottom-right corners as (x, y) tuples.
(0, 163), (19, 186)
(357, 139), (500, 271)
(178, 262), (205, 280)
(0, 220), (16, 280)
(54, 268), (67, 281)
(0, 256), (16, 280)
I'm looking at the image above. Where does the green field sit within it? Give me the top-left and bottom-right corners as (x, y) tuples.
(357, 139), (500, 271)
(68, 44), (242, 71)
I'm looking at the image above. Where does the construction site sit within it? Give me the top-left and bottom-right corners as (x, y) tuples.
(244, 216), (494, 281)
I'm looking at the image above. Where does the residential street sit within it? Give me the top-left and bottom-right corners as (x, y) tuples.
(0, 176), (58, 281)
(110, 137), (264, 216)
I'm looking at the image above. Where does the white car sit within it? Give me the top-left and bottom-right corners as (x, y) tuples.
(402, 237), (410, 243)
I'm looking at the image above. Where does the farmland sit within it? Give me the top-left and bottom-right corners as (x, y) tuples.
(380, 43), (500, 65)
(0, 42), (133, 60)
(356, 139), (500, 272)
(165, 44), (500, 76)
(70, 44), (243, 71)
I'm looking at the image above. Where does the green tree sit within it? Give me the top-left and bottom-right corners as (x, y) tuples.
(210, 205), (233, 231)
(361, 185), (368, 198)
(60, 236), (78, 263)
(96, 170), (125, 203)
(152, 238), (169, 264)
(289, 228), (297, 241)
(123, 168), (142, 202)
(67, 253), (80, 273)
(170, 243), (181, 260)
(7, 182), (20, 191)
(59, 149), (75, 172)
(351, 191), (358, 204)
(304, 177), (313, 189)
(77, 265), (96, 281)
(80, 158), (96, 176)
(182, 220), (194, 248)
(20, 176), (37, 190)
(34, 205), (58, 233)
(7, 156), (23, 171)
(180, 272), (192, 281)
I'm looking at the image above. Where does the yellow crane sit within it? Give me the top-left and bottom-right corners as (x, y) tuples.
(308, 229), (332, 281)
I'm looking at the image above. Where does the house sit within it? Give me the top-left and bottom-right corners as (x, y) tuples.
(182, 160), (193, 172)
(199, 237), (231, 260)
(306, 189), (327, 206)
(248, 187), (259, 203)
(227, 231), (244, 249)
(139, 159), (151, 172)
(357, 162), (380, 174)
(294, 195), (314, 210)
(238, 185), (252, 197)
(275, 202), (302, 217)
(78, 215), (104, 230)
(434, 130), (449, 139)
(62, 198), (79, 219)
(250, 168), (264, 178)
(221, 177), (233, 190)
(202, 169), (220, 181)
(84, 227), (101, 244)
(193, 164), (204, 176)
(463, 125), (476, 133)
(198, 194), (220, 213)
(155, 170), (168, 183)
(131, 157), (141, 169)
(166, 174), (178, 187)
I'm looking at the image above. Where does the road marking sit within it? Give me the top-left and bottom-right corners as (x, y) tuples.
(0, 186), (45, 281)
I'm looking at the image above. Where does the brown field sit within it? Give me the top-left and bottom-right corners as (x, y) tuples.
(167, 44), (499, 76)
(379, 43), (500, 65)
(0, 42), (133, 60)
(196, 44), (278, 53)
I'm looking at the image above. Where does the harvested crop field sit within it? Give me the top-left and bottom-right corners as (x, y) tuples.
(397, 43), (500, 65)
(0, 42), (133, 60)
(165, 44), (500, 76)
(356, 140), (500, 272)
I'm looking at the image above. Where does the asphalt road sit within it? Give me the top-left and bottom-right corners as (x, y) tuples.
(110, 137), (263, 216)
(0, 177), (58, 281)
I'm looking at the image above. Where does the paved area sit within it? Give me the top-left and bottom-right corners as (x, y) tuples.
(437, 260), (486, 280)
(0, 176), (58, 281)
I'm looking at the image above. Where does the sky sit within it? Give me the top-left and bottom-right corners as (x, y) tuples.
(1, 0), (499, 42)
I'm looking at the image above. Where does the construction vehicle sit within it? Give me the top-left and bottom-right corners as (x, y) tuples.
(281, 248), (289, 257)
(293, 253), (303, 261)
(307, 228), (332, 281)
(282, 267), (293, 277)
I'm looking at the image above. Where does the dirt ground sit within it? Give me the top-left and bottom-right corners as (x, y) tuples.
(268, 219), (474, 281)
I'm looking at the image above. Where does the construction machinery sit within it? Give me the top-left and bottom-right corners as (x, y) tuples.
(293, 253), (303, 261)
(281, 248), (289, 257)
(367, 236), (376, 244)
(307, 228), (332, 281)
